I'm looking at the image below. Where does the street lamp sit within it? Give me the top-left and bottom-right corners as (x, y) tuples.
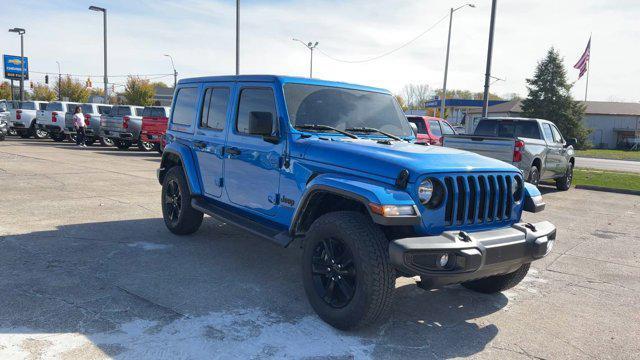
(440, 3), (475, 119)
(236, 0), (240, 75)
(8, 28), (26, 101)
(164, 54), (177, 88)
(293, 39), (319, 78)
(89, 5), (108, 102)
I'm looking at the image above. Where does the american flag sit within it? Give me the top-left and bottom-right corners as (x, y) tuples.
(574, 37), (591, 79)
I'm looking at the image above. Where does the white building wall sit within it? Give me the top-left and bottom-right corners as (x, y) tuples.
(582, 115), (640, 149)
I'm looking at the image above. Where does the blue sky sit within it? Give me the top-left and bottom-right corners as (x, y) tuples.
(2, 0), (639, 102)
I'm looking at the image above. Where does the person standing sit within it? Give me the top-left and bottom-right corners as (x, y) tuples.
(73, 106), (86, 147)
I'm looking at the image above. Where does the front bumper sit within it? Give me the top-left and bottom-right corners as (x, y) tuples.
(389, 221), (556, 287)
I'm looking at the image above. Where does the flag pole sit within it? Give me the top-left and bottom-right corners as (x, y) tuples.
(584, 34), (591, 102)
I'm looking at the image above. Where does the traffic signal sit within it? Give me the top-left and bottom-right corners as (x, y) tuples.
(45, 75), (49, 84)
(30, 82), (33, 89)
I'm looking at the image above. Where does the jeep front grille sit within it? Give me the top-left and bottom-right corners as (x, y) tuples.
(442, 174), (520, 226)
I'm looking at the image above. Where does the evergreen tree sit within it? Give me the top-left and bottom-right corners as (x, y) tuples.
(521, 48), (590, 148)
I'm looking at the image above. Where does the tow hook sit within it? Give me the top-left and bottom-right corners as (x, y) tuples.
(458, 231), (472, 242)
(524, 223), (538, 232)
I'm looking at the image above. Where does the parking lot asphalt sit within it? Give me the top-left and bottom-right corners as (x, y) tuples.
(0, 137), (639, 359)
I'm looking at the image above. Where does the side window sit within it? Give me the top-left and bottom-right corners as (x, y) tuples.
(408, 118), (427, 134)
(441, 122), (456, 135)
(550, 125), (563, 143)
(200, 88), (230, 131)
(428, 120), (442, 137)
(172, 87), (199, 126)
(236, 88), (276, 135)
(515, 121), (542, 139)
(542, 124), (554, 142)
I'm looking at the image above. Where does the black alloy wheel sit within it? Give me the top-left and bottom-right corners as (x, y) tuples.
(164, 179), (182, 227)
(311, 237), (357, 308)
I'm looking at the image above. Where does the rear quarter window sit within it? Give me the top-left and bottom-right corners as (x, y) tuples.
(515, 121), (542, 139)
(171, 87), (199, 127)
(98, 106), (111, 115)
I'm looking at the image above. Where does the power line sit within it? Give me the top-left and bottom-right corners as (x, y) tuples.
(317, 12), (449, 64)
(30, 70), (173, 78)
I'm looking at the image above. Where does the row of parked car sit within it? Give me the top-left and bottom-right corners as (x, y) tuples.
(0, 99), (170, 152)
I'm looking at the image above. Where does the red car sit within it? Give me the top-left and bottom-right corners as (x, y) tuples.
(140, 106), (171, 153)
(406, 116), (457, 145)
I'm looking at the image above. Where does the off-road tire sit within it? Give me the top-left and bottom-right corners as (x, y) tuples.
(138, 141), (154, 151)
(302, 211), (395, 330)
(528, 166), (540, 186)
(99, 137), (114, 147)
(555, 163), (573, 191)
(461, 263), (531, 294)
(114, 139), (131, 150)
(161, 166), (203, 235)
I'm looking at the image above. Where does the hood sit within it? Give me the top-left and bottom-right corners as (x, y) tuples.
(299, 137), (520, 182)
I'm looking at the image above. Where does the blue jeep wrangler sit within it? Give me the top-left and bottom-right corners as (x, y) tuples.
(158, 75), (556, 330)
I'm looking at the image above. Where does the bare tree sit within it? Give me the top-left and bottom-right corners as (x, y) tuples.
(401, 84), (433, 109)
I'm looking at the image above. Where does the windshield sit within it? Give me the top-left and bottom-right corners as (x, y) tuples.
(284, 83), (413, 137)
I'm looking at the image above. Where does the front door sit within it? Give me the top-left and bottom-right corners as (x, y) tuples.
(224, 84), (283, 216)
(541, 123), (561, 178)
(194, 84), (234, 198)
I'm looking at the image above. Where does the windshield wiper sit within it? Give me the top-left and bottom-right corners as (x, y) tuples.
(294, 124), (359, 139)
(345, 127), (402, 141)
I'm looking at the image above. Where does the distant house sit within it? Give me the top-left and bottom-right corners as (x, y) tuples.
(153, 86), (174, 106)
(466, 100), (640, 149)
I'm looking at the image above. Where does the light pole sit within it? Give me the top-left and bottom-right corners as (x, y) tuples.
(236, 0), (240, 75)
(8, 28), (26, 101)
(440, 4), (474, 119)
(89, 6), (108, 102)
(56, 61), (61, 100)
(164, 54), (177, 88)
(482, 0), (497, 117)
(293, 39), (319, 78)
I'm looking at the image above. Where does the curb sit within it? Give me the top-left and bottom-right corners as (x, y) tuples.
(575, 184), (640, 196)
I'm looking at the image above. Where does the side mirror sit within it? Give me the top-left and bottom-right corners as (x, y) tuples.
(565, 138), (577, 147)
(248, 111), (279, 144)
(409, 122), (418, 136)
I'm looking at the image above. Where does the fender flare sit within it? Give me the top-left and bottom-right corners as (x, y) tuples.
(158, 141), (202, 196)
(523, 182), (545, 213)
(289, 173), (419, 235)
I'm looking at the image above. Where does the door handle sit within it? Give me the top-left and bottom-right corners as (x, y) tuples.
(193, 141), (206, 149)
(225, 147), (241, 156)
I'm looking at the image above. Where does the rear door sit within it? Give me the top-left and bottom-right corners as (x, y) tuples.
(223, 84), (283, 216)
(168, 85), (200, 154)
(193, 83), (234, 198)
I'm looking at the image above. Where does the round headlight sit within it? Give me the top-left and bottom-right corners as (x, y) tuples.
(512, 177), (523, 202)
(418, 179), (434, 205)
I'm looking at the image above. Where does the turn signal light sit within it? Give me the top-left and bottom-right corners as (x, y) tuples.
(369, 203), (416, 217)
(513, 140), (525, 162)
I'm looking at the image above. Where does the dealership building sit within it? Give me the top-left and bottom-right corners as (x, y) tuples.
(465, 99), (640, 149)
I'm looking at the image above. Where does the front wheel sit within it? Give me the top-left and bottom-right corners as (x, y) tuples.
(527, 166), (540, 186)
(138, 141), (155, 151)
(99, 137), (114, 147)
(462, 263), (530, 293)
(162, 166), (203, 235)
(302, 211), (395, 330)
(555, 163), (573, 191)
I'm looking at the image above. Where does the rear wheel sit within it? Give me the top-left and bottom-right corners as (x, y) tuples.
(114, 139), (131, 150)
(8, 128), (17, 136)
(33, 127), (48, 139)
(527, 166), (540, 186)
(462, 263), (530, 293)
(99, 137), (114, 147)
(161, 166), (203, 235)
(302, 211), (395, 330)
(555, 163), (573, 191)
(138, 141), (155, 151)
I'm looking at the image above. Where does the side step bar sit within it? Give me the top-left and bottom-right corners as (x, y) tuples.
(191, 197), (293, 247)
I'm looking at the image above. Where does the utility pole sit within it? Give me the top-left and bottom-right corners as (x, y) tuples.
(164, 54), (177, 88)
(440, 4), (475, 118)
(8, 28), (26, 101)
(293, 39), (319, 78)
(236, 0), (240, 75)
(89, 6), (108, 102)
(56, 61), (61, 100)
(482, 0), (497, 117)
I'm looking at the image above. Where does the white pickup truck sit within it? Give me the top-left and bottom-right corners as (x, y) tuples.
(8, 100), (49, 139)
(444, 117), (576, 190)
